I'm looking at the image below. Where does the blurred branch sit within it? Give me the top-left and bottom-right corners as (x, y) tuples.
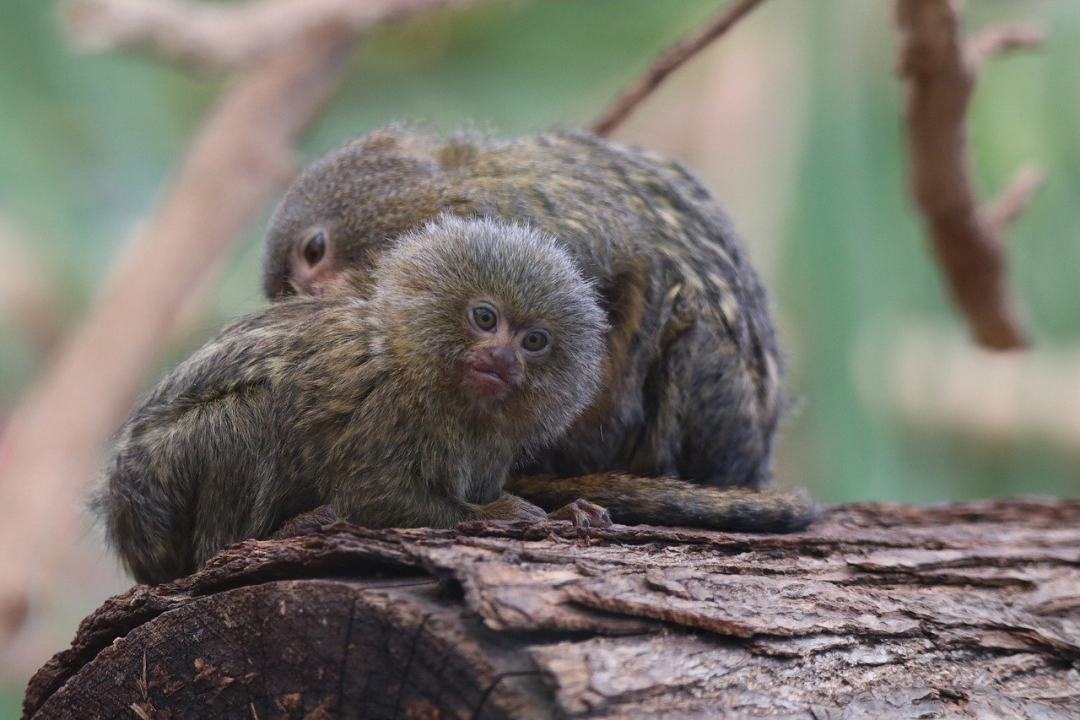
(0, 218), (66, 355)
(967, 23), (1043, 70)
(983, 165), (1045, 234)
(895, 0), (1043, 350)
(592, 0), (768, 136)
(63, 0), (469, 71)
(0, 0), (477, 650)
(859, 324), (1080, 452)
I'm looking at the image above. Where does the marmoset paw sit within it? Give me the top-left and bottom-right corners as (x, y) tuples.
(547, 499), (612, 529)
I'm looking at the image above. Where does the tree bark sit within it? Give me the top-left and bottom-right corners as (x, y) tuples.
(24, 499), (1080, 719)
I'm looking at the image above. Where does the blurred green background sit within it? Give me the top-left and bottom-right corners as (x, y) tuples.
(1, 0), (1078, 710)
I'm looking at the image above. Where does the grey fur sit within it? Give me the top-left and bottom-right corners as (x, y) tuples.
(263, 128), (785, 489)
(95, 216), (607, 583)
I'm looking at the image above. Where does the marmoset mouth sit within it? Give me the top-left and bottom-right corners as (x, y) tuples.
(463, 363), (518, 400)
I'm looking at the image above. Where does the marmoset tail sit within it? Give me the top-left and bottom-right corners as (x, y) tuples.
(259, 127), (816, 533)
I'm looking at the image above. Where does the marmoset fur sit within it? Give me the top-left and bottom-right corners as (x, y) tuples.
(96, 216), (609, 583)
(261, 128), (815, 531)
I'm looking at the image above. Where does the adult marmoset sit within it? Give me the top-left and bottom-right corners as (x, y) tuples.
(95, 216), (609, 584)
(262, 128), (815, 530)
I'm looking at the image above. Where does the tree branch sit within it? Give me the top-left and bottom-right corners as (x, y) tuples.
(0, 0), (477, 649)
(895, 0), (1043, 350)
(592, 0), (768, 136)
(982, 166), (1045, 234)
(0, 27), (354, 649)
(25, 503), (1080, 717)
(865, 323), (1080, 451)
(967, 23), (1043, 70)
(63, 0), (472, 71)
(0, 218), (65, 356)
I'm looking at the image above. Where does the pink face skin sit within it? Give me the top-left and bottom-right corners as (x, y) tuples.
(461, 300), (551, 402)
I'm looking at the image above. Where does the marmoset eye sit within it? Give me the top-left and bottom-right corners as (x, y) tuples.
(471, 304), (498, 331)
(522, 329), (550, 353)
(302, 231), (327, 266)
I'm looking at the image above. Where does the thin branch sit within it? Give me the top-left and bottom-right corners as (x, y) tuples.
(0, 20), (363, 649)
(967, 23), (1043, 70)
(0, 218), (66, 355)
(592, 0), (768, 136)
(982, 166), (1045, 234)
(867, 324), (1080, 451)
(3, 0), (489, 651)
(63, 0), (471, 70)
(895, 0), (1043, 350)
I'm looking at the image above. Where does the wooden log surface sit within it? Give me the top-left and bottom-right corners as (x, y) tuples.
(23, 499), (1080, 718)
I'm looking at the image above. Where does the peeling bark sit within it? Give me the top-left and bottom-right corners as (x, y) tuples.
(24, 499), (1080, 718)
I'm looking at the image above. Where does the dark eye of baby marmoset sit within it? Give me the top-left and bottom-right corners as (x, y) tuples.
(472, 305), (497, 331)
(302, 231), (326, 266)
(522, 330), (549, 352)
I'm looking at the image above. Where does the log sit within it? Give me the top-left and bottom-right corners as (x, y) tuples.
(23, 499), (1080, 719)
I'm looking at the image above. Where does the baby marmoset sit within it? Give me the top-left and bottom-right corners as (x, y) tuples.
(96, 216), (608, 584)
(262, 127), (815, 529)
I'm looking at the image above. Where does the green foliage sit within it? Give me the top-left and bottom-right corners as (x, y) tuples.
(0, 686), (21, 720)
(779, 1), (1079, 502)
(0, 0), (1077, 517)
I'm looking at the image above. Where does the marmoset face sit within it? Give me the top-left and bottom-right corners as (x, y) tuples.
(460, 298), (553, 402)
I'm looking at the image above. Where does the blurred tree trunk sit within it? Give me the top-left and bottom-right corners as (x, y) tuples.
(24, 500), (1080, 719)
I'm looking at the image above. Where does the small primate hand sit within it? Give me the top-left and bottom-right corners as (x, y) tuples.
(547, 499), (612, 529)
(469, 493), (612, 530)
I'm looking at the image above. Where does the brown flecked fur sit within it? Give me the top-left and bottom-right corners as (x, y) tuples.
(95, 216), (609, 583)
(261, 127), (817, 532)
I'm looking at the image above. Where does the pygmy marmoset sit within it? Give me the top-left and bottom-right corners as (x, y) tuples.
(262, 127), (815, 530)
(96, 216), (610, 584)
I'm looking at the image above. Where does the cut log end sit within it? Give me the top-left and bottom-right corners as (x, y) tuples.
(24, 499), (1080, 719)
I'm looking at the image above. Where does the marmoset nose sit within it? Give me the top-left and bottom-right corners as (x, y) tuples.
(489, 345), (518, 375)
